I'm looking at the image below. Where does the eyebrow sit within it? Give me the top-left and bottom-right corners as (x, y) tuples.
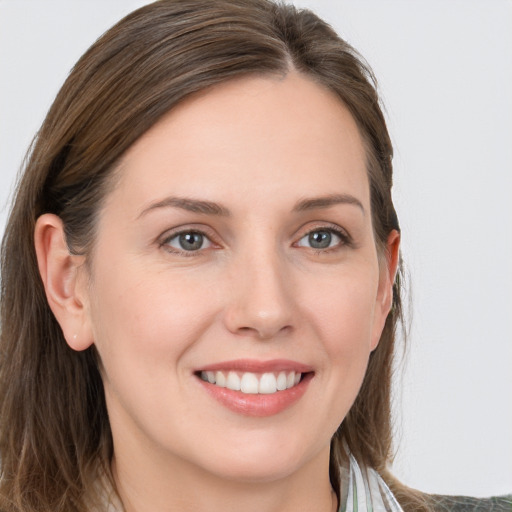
(138, 192), (364, 219)
(293, 193), (365, 214)
(138, 196), (231, 218)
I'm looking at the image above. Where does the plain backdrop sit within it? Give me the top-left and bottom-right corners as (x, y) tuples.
(1, 0), (511, 498)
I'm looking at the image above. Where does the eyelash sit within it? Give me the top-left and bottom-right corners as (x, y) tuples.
(159, 228), (216, 257)
(295, 224), (353, 253)
(159, 224), (352, 256)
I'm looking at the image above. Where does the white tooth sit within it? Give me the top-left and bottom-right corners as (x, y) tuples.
(276, 372), (287, 391)
(294, 372), (301, 385)
(215, 371), (226, 387)
(201, 371), (209, 382)
(226, 371), (241, 391)
(286, 371), (295, 389)
(206, 371), (215, 384)
(240, 372), (259, 394)
(259, 372), (277, 394)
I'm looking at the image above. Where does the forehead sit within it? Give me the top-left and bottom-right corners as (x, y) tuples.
(111, 71), (369, 215)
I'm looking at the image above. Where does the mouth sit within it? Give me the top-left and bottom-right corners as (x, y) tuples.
(194, 359), (314, 417)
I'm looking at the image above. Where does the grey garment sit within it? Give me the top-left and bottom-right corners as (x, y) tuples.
(430, 494), (512, 512)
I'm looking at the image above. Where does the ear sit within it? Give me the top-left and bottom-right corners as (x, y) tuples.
(370, 229), (401, 351)
(34, 214), (93, 351)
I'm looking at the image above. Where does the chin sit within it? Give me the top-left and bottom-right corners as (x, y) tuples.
(198, 435), (323, 484)
(209, 457), (302, 484)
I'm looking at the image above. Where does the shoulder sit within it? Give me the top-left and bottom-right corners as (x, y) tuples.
(429, 494), (512, 512)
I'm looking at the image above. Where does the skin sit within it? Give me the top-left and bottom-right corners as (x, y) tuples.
(35, 71), (399, 512)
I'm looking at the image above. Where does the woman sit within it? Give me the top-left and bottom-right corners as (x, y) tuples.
(0, 1), (509, 511)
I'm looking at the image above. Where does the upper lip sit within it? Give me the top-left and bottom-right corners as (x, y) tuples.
(196, 359), (314, 374)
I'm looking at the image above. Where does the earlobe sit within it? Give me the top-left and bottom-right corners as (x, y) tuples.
(34, 214), (93, 351)
(370, 230), (401, 351)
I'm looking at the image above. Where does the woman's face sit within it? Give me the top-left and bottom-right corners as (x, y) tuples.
(78, 72), (396, 483)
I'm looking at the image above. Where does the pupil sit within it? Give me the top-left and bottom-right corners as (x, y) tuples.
(309, 231), (331, 249)
(179, 233), (203, 250)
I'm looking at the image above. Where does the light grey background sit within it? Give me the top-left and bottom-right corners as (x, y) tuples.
(1, 0), (511, 498)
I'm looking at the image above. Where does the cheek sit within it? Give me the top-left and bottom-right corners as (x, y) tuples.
(289, 267), (380, 441)
(299, 266), (379, 404)
(304, 268), (379, 351)
(87, 263), (217, 379)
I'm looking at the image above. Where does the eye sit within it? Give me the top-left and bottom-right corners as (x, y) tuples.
(296, 228), (345, 250)
(165, 231), (212, 252)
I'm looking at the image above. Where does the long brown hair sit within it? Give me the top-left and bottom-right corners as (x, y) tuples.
(0, 1), (428, 510)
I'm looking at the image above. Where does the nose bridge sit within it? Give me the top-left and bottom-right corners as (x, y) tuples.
(224, 235), (295, 339)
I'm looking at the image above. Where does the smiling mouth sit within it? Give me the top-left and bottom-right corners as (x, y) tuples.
(197, 370), (304, 395)
(195, 360), (314, 416)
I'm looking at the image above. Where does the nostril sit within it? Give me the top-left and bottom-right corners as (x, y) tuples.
(235, 323), (292, 340)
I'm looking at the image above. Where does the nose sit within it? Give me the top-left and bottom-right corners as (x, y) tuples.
(223, 247), (296, 340)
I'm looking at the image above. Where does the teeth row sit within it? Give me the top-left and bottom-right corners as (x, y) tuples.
(200, 370), (302, 394)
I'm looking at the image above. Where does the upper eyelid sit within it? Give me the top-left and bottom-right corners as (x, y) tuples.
(159, 224), (218, 243)
(295, 222), (351, 240)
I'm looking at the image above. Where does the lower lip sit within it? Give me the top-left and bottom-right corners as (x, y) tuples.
(197, 373), (313, 417)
